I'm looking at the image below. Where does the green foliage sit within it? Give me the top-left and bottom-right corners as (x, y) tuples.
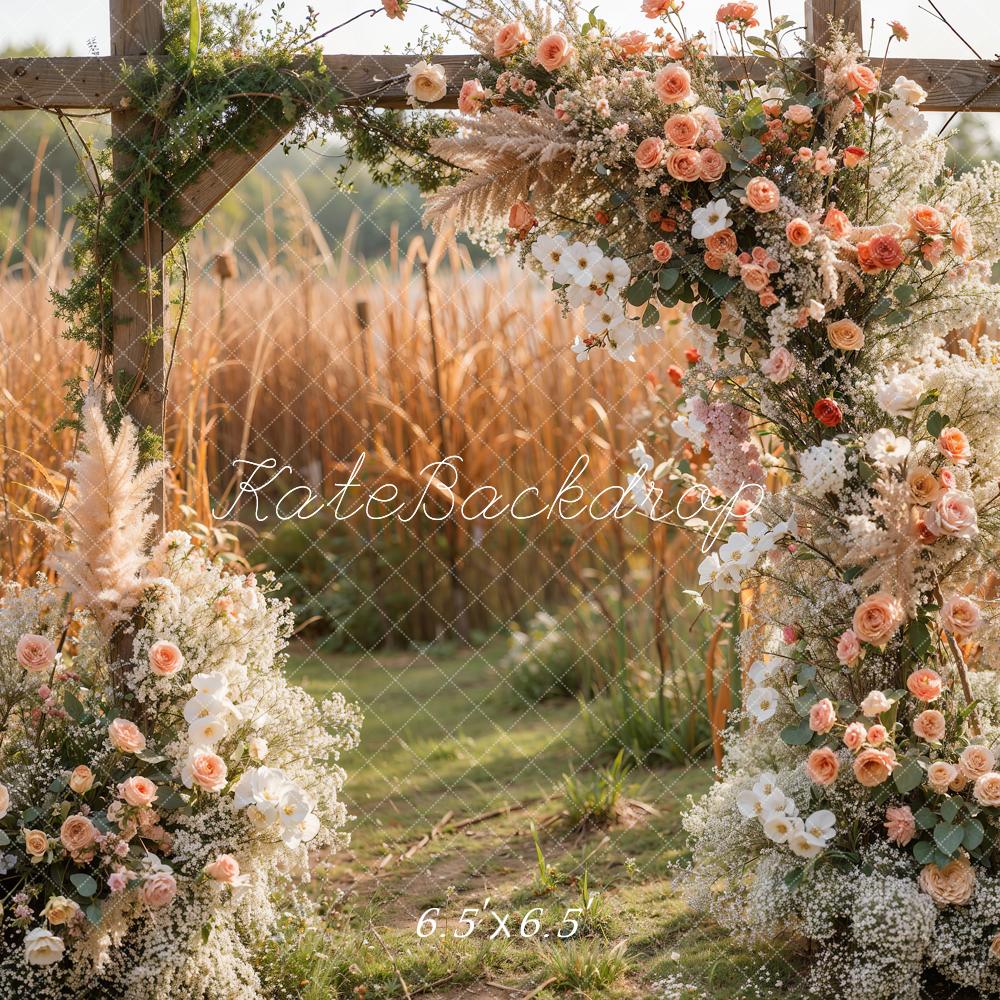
(561, 749), (632, 829)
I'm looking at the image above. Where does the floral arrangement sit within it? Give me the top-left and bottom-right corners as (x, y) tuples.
(405, 0), (1000, 995)
(0, 402), (360, 998)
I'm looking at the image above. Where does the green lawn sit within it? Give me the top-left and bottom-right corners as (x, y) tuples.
(259, 641), (807, 999)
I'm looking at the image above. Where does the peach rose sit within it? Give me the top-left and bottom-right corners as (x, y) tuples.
(991, 931), (1000, 961)
(824, 206), (851, 239)
(853, 747), (896, 787)
(204, 854), (241, 884)
(907, 465), (940, 505)
(740, 262), (770, 293)
(938, 426), (972, 465)
(643, 0), (676, 15)
(885, 804), (916, 846)
(536, 32), (575, 72)
(836, 629), (861, 665)
(24, 828), (48, 858)
(910, 204), (945, 236)
(784, 104), (813, 125)
(843, 721), (867, 751)
(809, 698), (836, 734)
(827, 318), (864, 351)
(183, 748), (228, 793)
(615, 30), (650, 56)
(907, 668), (943, 702)
(925, 490), (978, 539)
(635, 136), (666, 171)
(705, 228), (737, 255)
(142, 871), (177, 909)
(858, 234), (906, 272)
(960, 745), (995, 780)
(760, 346), (795, 383)
(664, 113), (700, 147)
(698, 149), (727, 183)
(844, 63), (878, 95)
(457, 79), (486, 115)
(108, 718), (146, 754)
(69, 765), (94, 794)
(120, 776), (158, 808)
(919, 855), (975, 906)
(913, 709), (946, 743)
(41, 895), (80, 926)
(16, 634), (56, 674)
(940, 594), (982, 638)
(806, 746), (840, 786)
(951, 215), (973, 257)
(665, 147), (700, 182)
(927, 760), (958, 793)
(60, 813), (96, 856)
(652, 241), (673, 263)
(148, 639), (184, 677)
(867, 724), (888, 746)
(745, 176), (780, 212)
(852, 591), (904, 648)
(785, 218), (813, 246)
(494, 21), (530, 59)
(654, 64), (692, 105)
(974, 771), (1000, 807)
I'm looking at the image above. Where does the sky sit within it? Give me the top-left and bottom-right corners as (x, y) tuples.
(6, 0), (997, 62)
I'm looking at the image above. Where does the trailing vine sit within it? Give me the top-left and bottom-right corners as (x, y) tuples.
(51, 0), (458, 461)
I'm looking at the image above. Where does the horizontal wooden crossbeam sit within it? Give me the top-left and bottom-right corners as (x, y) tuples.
(1, 53), (999, 114)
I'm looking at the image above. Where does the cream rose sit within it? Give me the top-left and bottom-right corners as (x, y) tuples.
(919, 855), (975, 906)
(974, 771), (1000, 807)
(23, 927), (65, 966)
(912, 709), (945, 743)
(68, 764), (94, 795)
(148, 639), (184, 677)
(108, 718), (146, 754)
(24, 828), (49, 858)
(826, 318), (864, 351)
(41, 896), (80, 926)
(860, 690), (892, 717)
(925, 490), (978, 540)
(0, 782), (8, 819)
(959, 745), (995, 780)
(16, 633), (56, 673)
(142, 871), (177, 909)
(906, 465), (941, 505)
(405, 60), (447, 106)
(940, 594), (982, 638)
(119, 775), (158, 808)
(927, 760), (958, 793)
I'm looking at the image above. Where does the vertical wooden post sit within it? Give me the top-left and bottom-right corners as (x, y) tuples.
(109, 0), (166, 516)
(804, 0), (864, 49)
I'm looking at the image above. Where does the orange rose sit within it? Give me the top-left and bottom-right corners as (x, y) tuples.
(69, 764), (94, 795)
(740, 262), (770, 293)
(853, 747), (896, 787)
(910, 204), (945, 236)
(665, 147), (701, 182)
(919, 855), (975, 906)
(119, 775), (158, 808)
(108, 718), (146, 754)
(805, 747), (839, 786)
(907, 466), (940, 505)
(508, 200), (536, 232)
(615, 30), (650, 56)
(635, 137), (666, 171)
(951, 215), (973, 257)
(654, 64), (692, 105)
(785, 218), (812, 246)
(745, 176), (780, 212)
(858, 234), (906, 272)
(60, 814), (96, 856)
(912, 709), (945, 743)
(652, 241), (673, 263)
(844, 63), (878, 95)
(664, 113), (700, 147)
(937, 426), (971, 465)
(705, 228), (737, 255)
(823, 206), (851, 239)
(457, 79), (486, 115)
(494, 21), (530, 58)
(698, 149), (727, 183)
(536, 32), (575, 72)
(907, 668), (943, 702)
(24, 828), (48, 858)
(827, 318), (864, 351)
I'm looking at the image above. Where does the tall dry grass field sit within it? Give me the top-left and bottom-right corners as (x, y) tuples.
(2, 181), (703, 647)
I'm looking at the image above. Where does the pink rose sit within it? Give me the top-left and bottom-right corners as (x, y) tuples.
(654, 64), (692, 105)
(959, 745), (995, 780)
(907, 668), (943, 703)
(16, 634), (56, 673)
(912, 709), (946, 743)
(885, 805), (916, 846)
(142, 871), (177, 909)
(836, 629), (861, 665)
(536, 32), (575, 72)
(664, 113), (700, 147)
(652, 241), (673, 263)
(853, 747), (897, 787)
(635, 137), (666, 172)
(148, 640), (184, 677)
(60, 814), (97, 856)
(108, 718), (146, 754)
(760, 346), (795, 383)
(843, 721), (867, 751)
(782, 625), (799, 645)
(809, 698), (836, 734)
(204, 854), (241, 884)
(665, 147), (700, 182)
(852, 591), (904, 648)
(457, 79), (486, 115)
(924, 490), (978, 539)
(783, 104), (813, 125)
(860, 690), (892, 717)
(745, 176), (780, 213)
(108, 872), (127, 892)
(939, 594), (982, 638)
(182, 749), (228, 793)
(806, 746), (840, 785)
(867, 724), (888, 746)
(119, 776), (158, 808)
(698, 148), (727, 183)
(494, 21), (530, 59)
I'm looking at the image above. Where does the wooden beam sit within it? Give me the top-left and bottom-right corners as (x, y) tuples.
(805, 0), (863, 49)
(109, 0), (166, 483)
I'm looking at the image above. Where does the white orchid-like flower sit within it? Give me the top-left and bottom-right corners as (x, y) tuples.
(691, 198), (731, 239)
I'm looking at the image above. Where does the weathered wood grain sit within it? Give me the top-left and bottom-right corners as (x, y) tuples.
(805, 0), (864, 48)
